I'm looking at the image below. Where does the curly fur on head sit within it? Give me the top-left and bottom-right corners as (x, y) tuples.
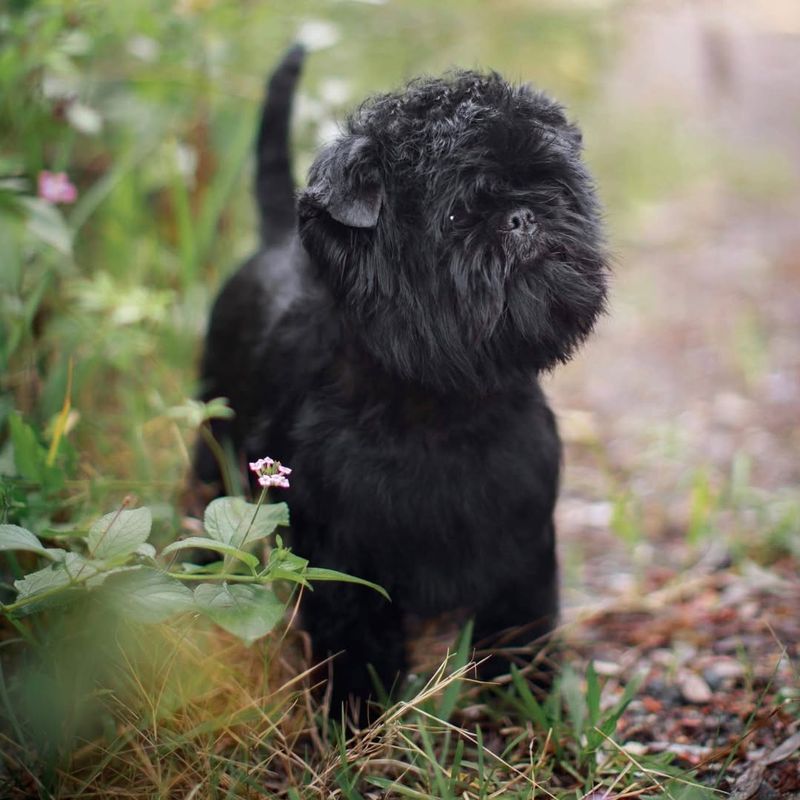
(298, 70), (608, 393)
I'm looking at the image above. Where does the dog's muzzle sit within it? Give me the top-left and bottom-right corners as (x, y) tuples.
(499, 207), (540, 260)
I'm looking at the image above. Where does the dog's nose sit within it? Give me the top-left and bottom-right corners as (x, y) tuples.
(503, 208), (537, 235)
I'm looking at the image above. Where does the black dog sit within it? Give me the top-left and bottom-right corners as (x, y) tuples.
(193, 45), (608, 715)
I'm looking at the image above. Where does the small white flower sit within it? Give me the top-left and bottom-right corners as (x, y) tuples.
(127, 35), (160, 62)
(296, 20), (340, 51)
(66, 102), (103, 136)
(319, 78), (351, 106)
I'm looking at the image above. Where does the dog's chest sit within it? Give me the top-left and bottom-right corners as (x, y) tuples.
(287, 387), (560, 572)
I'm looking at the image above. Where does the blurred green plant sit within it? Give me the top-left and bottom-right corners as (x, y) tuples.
(0, 409), (76, 531)
(610, 488), (644, 548)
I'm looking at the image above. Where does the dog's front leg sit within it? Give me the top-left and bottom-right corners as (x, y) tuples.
(471, 520), (559, 685)
(302, 580), (406, 725)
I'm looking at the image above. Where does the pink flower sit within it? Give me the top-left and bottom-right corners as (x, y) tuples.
(37, 171), (78, 204)
(249, 457), (274, 473)
(258, 473), (290, 489)
(249, 455), (291, 490)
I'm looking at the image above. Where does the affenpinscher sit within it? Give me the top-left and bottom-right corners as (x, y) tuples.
(192, 44), (608, 716)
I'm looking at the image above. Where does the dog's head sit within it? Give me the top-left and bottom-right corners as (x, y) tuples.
(298, 70), (608, 392)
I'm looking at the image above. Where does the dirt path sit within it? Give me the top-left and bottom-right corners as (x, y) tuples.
(543, 2), (800, 790)
(550, 0), (800, 600)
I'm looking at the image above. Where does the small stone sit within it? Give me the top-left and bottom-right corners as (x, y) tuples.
(642, 696), (662, 713)
(593, 659), (622, 677)
(678, 671), (713, 704)
(703, 658), (745, 690)
(622, 741), (648, 756)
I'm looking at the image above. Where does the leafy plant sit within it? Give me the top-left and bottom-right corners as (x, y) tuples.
(1, 474), (387, 647)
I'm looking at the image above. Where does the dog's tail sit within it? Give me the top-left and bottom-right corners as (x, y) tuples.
(255, 43), (305, 246)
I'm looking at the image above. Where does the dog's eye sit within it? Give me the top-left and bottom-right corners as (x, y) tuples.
(447, 209), (469, 226)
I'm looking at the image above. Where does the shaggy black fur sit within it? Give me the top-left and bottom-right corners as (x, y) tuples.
(193, 44), (608, 718)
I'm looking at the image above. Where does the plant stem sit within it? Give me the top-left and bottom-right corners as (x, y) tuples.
(168, 572), (264, 583)
(239, 488), (267, 551)
(200, 422), (237, 497)
(1, 583), (78, 614)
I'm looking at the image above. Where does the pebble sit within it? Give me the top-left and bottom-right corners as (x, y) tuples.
(678, 671), (713, 704)
(703, 658), (745, 690)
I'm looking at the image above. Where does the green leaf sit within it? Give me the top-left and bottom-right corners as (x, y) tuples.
(266, 569), (311, 588)
(9, 412), (46, 483)
(437, 619), (473, 722)
(560, 665), (586, 741)
(598, 673), (642, 739)
(204, 497), (288, 548)
(510, 665), (551, 732)
(194, 582), (285, 645)
(39, 527), (90, 540)
(161, 537), (259, 570)
(268, 548), (308, 572)
(179, 561), (225, 574)
(13, 563), (73, 599)
(135, 543), (156, 560)
(448, 739), (465, 797)
(0, 524), (53, 558)
(86, 565), (145, 589)
(166, 397), (233, 427)
(14, 552), (100, 599)
(302, 567), (390, 600)
(6, 586), (86, 617)
(586, 661), (601, 728)
(103, 568), (194, 623)
(87, 507), (152, 560)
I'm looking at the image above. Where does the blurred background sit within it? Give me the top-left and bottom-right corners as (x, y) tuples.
(1, 0), (799, 793)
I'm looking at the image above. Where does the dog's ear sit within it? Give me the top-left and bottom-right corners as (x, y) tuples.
(304, 136), (384, 228)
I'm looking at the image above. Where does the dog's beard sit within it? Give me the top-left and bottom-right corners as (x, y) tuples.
(444, 205), (607, 358)
(323, 246), (603, 392)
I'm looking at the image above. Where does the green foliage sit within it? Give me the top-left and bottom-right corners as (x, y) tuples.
(203, 495), (288, 547)
(162, 534), (261, 570)
(434, 619), (473, 722)
(1, 412), (74, 529)
(86, 506), (152, 559)
(686, 468), (717, 546)
(338, 661), (720, 799)
(101, 567), (195, 623)
(193, 582), (284, 645)
(0, 524), (53, 557)
(0, 490), (386, 643)
(610, 488), (643, 547)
